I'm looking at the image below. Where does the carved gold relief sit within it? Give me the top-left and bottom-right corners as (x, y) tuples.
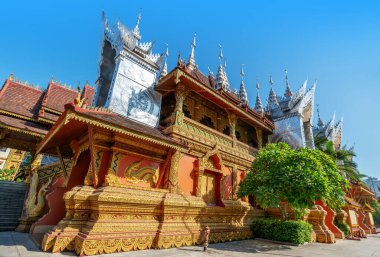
(168, 150), (182, 193)
(125, 160), (158, 186)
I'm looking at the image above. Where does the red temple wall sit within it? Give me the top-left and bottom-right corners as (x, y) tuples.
(222, 166), (233, 200)
(178, 155), (197, 196)
(238, 169), (247, 202)
(30, 151), (91, 243)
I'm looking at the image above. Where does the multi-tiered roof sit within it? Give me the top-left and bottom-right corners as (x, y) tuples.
(0, 75), (94, 151)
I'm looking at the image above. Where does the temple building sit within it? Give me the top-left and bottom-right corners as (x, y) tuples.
(0, 11), (376, 256)
(265, 73), (377, 240)
(364, 177), (380, 201)
(313, 108), (343, 150)
(0, 12), (275, 256)
(265, 72), (316, 149)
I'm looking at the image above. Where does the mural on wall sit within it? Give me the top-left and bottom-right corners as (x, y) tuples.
(117, 156), (160, 188)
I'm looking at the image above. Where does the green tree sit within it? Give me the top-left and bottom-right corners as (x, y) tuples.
(238, 143), (348, 219)
(314, 135), (365, 182)
(371, 201), (380, 227)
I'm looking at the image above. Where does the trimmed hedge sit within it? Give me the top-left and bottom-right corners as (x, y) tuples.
(251, 218), (312, 245)
(334, 217), (350, 237)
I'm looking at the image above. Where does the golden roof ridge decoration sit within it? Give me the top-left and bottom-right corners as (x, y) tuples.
(7, 74), (43, 91)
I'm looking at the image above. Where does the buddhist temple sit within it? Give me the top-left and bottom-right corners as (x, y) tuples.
(0, 12), (275, 256)
(265, 76), (377, 241)
(265, 72), (316, 149)
(0, 11), (376, 256)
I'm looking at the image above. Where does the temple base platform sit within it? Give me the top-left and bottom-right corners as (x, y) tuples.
(308, 205), (335, 243)
(41, 185), (262, 256)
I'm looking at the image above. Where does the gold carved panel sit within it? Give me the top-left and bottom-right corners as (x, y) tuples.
(124, 160), (158, 186)
(201, 172), (216, 205)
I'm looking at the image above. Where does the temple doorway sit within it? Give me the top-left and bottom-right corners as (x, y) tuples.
(201, 171), (216, 205)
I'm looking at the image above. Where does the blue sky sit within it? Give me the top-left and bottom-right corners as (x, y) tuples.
(0, 1), (379, 178)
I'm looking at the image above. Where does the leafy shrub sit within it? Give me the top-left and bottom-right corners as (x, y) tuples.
(372, 202), (380, 226)
(333, 217), (350, 237)
(251, 218), (312, 245)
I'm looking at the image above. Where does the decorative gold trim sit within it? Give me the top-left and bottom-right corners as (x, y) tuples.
(37, 116), (55, 124)
(72, 142), (89, 166)
(0, 123), (44, 137)
(44, 107), (62, 115)
(0, 109), (37, 122)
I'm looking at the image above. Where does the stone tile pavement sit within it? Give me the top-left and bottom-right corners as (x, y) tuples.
(0, 231), (379, 257)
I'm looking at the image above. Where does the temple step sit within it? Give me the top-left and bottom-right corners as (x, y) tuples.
(0, 181), (26, 231)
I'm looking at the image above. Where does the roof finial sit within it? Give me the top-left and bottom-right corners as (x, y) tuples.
(177, 51), (182, 66)
(8, 74), (14, 82)
(269, 74), (274, 88)
(160, 44), (169, 79)
(218, 44), (223, 65)
(267, 74), (279, 110)
(284, 69), (292, 97)
(215, 44), (229, 91)
(102, 10), (109, 29)
(239, 64), (248, 106)
(133, 11), (142, 41)
(254, 78), (264, 114)
(187, 32), (196, 70)
(240, 64), (245, 81)
(317, 104), (324, 127)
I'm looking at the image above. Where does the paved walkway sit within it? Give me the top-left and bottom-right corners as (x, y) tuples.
(0, 232), (379, 257)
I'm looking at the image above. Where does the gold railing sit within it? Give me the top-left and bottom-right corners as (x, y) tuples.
(170, 117), (258, 157)
(236, 140), (258, 156)
(182, 117), (233, 147)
